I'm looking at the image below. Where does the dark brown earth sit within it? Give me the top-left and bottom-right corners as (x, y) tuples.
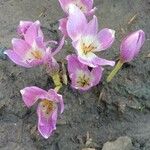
(0, 0), (150, 149)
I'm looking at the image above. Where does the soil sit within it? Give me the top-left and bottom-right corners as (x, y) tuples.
(0, 0), (150, 150)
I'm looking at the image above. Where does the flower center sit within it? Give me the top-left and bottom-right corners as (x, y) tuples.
(77, 72), (90, 87)
(82, 43), (96, 55)
(40, 99), (55, 116)
(31, 50), (43, 59)
(25, 49), (43, 62)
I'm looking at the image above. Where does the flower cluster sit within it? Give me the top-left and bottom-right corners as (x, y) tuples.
(5, 21), (65, 68)
(5, 20), (65, 138)
(4, 0), (145, 139)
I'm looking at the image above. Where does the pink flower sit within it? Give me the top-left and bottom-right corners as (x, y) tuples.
(58, 0), (96, 37)
(106, 30), (145, 82)
(20, 86), (64, 139)
(58, 0), (96, 16)
(67, 54), (103, 91)
(120, 30), (145, 62)
(67, 4), (115, 68)
(4, 21), (65, 68)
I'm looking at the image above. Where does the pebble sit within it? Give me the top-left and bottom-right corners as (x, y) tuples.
(102, 136), (133, 150)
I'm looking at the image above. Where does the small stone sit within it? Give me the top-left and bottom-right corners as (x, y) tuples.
(0, 47), (7, 60)
(102, 136), (133, 150)
(57, 119), (67, 125)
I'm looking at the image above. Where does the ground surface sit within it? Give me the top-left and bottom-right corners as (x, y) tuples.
(0, 0), (150, 150)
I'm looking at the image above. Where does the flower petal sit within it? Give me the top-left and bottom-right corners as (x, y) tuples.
(81, 0), (94, 11)
(91, 66), (103, 86)
(37, 105), (58, 139)
(12, 38), (30, 56)
(24, 21), (43, 45)
(66, 54), (89, 74)
(78, 53), (97, 68)
(59, 18), (68, 37)
(34, 36), (44, 49)
(67, 4), (87, 41)
(86, 7), (97, 16)
(58, 0), (72, 13)
(92, 56), (115, 67)
(4, 50), (31, 68)
(120, 30), (145, 62)
(51, 36), (65, 56)
(17, 21), (33, 36)
(20, 86), (48, 107)
(83, 15), (98, 35)
(97, 28), (115, 51)
(78, 52), (115, 67)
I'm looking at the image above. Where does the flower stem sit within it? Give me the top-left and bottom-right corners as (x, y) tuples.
(106, 60), (124, 83)
(52, 73), (62, 92)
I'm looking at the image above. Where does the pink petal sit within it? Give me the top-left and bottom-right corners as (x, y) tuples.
(67, 4), (87, 41)
(24, 21), (42, 45)
(92, 56), (115, 67)
(58, 0), (72, 13)
(83, 15), (98, 35)
(97, 28), (115, 51)
(78, 55), (98, 68)
(20, 86), (48, 107)
(37, 105), (58, 139)
(51, 36), (65, 56)
(34, 36), (45, 49)
(91, 66), (103, 86)
(78, 53), (115, 67)
(66, 54), (89, 74)
(4, 50), (31, 68)
(12, 38), (30, 56)
(81, 0), (94, 11)
(59, 18), (68, 37)
(48, 89), (64, 114)
(17, 21), (33, 36)
(86, 7), (97, 16)
(26, 59), (44, 67)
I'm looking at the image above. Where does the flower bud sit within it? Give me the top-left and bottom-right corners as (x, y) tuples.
(120, 30), (145, 62)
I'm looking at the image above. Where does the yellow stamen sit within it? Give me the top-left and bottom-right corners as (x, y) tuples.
(82, 43), (96, 54)
(40, 99), (55, 116)
(31, 50), (43, 59)
(77, 74), (90, 87)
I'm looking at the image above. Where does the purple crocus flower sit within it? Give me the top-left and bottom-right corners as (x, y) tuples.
(4, 21), (65, 68)
(58, 0), (96, 37)
(58, 0), (96, 16)
(120, 30), (145, 62)
(20, 86), (64, 139)
(67, 4), (115, 68)
(107, 30), (145, 82)
(67, 54), (103, 91)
